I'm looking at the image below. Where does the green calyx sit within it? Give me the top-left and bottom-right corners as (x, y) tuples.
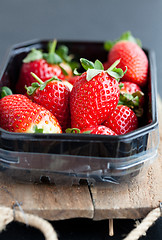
(118, 90), (144, 117)
(65, 128), (93, 134)
(0, 86), (13, 99)
(104, 31), (142, 51)
(23, 49), (43, 63)
(43, 39), (62, 65)
(74, 58), (126, 82)
(65, 128), (81, 134)
(55, 45), (79, 70)
(23, 40), (79, 74)
(25, 72), (61, 95)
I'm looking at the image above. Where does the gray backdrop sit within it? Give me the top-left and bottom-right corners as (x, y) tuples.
(0, 0), (161, 99)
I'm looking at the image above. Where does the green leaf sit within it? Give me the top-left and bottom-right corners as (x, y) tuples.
(104, 41), (115, 51)
(81, 130), (92, 134)
(107, 59), (121, 71)
(43, 52), (62, 64)
(33, 125), (44, 133)
(119, 31), (142, 47)
(106, 59), (127, 81)
(23, 49), (43, 63)
(69, 61), (80, 71)
(104, 31), (142, 51)
(80, 58), (94, 71)
(0, 86), (13, 99)
(86, 69), (103, 81)
(73, 68), (82, 76)
(56, 45), (72, 63)
(118, 92), (140, 108)
(65, 128), (80, 133)
(94, 60), (104, 70)
(39, 76), (61, 90)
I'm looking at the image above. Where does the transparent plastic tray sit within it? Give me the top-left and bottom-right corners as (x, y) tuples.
(0, 40), (159, 184)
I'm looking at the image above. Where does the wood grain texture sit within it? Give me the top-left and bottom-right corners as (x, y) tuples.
(0, 97), (161, 220)
(0, 179), (94, 220)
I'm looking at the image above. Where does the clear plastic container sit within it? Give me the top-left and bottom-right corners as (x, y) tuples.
(0, 40), (159, 184)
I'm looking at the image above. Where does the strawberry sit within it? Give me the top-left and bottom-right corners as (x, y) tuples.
(70, 58), (126, 130)
(16, 40), (78, 94)
(26, 73), (70, 131)
(119, 81), (144, 117)
(81, 125), (117, 135)
(103, 105), (138, 135)
(120, 81), (141, 94)
(67, 75), (80, 86)
(0, 94), (62, 133)
(104, 31), (148, 87)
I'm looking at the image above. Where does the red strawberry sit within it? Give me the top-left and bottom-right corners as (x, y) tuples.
(16, 40), (76, 94)
(16, 59), (65, 94)
(119, 81), (144, 116)
(120, 81), (141, 94)
(70, 58), (125, 130)
(0, 94), (62, 133)
(103, 105), (138, 135)
(104, 31), (148, 87)
(67, 75), (80, 86)
(81, 125), (117, 135)
(26, 73), (70, 131)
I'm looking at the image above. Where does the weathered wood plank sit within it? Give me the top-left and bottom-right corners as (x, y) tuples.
(90, 96), (162, 220)
(0, 180), (94, 220)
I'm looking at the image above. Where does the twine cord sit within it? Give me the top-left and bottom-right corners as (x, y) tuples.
(0, 205), (161, 240)
(123, 205), (162, 240)
(0, 207), (58, 240)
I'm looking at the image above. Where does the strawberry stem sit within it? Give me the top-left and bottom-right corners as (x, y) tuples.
(31, 72), (44, 84)
(49, 39), (57, 54)
(29, 72), (61, 93)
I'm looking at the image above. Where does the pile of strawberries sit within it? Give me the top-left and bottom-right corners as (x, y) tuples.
(0, 32), (148, 136)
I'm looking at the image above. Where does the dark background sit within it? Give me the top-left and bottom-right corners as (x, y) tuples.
(0, 0), (162, 98)
(0, 0), (162, 239)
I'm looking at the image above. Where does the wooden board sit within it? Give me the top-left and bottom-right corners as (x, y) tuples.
(0, 97), (162, 220)
(0, 179), (94, 220)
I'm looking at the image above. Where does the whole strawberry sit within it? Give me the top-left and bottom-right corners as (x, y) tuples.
(70, 58), (126, 130)
(0, 93), (62, 133)
(103, 105), (138, 135)
(26, 73), (70, 131)
(16, 40), (76, 94)
(104, 31), (148, 87)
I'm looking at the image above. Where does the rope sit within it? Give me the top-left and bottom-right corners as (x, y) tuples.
(0, 206), (58, 240)
(123, 206), (161, 240)
(0, 205), (161, 240)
